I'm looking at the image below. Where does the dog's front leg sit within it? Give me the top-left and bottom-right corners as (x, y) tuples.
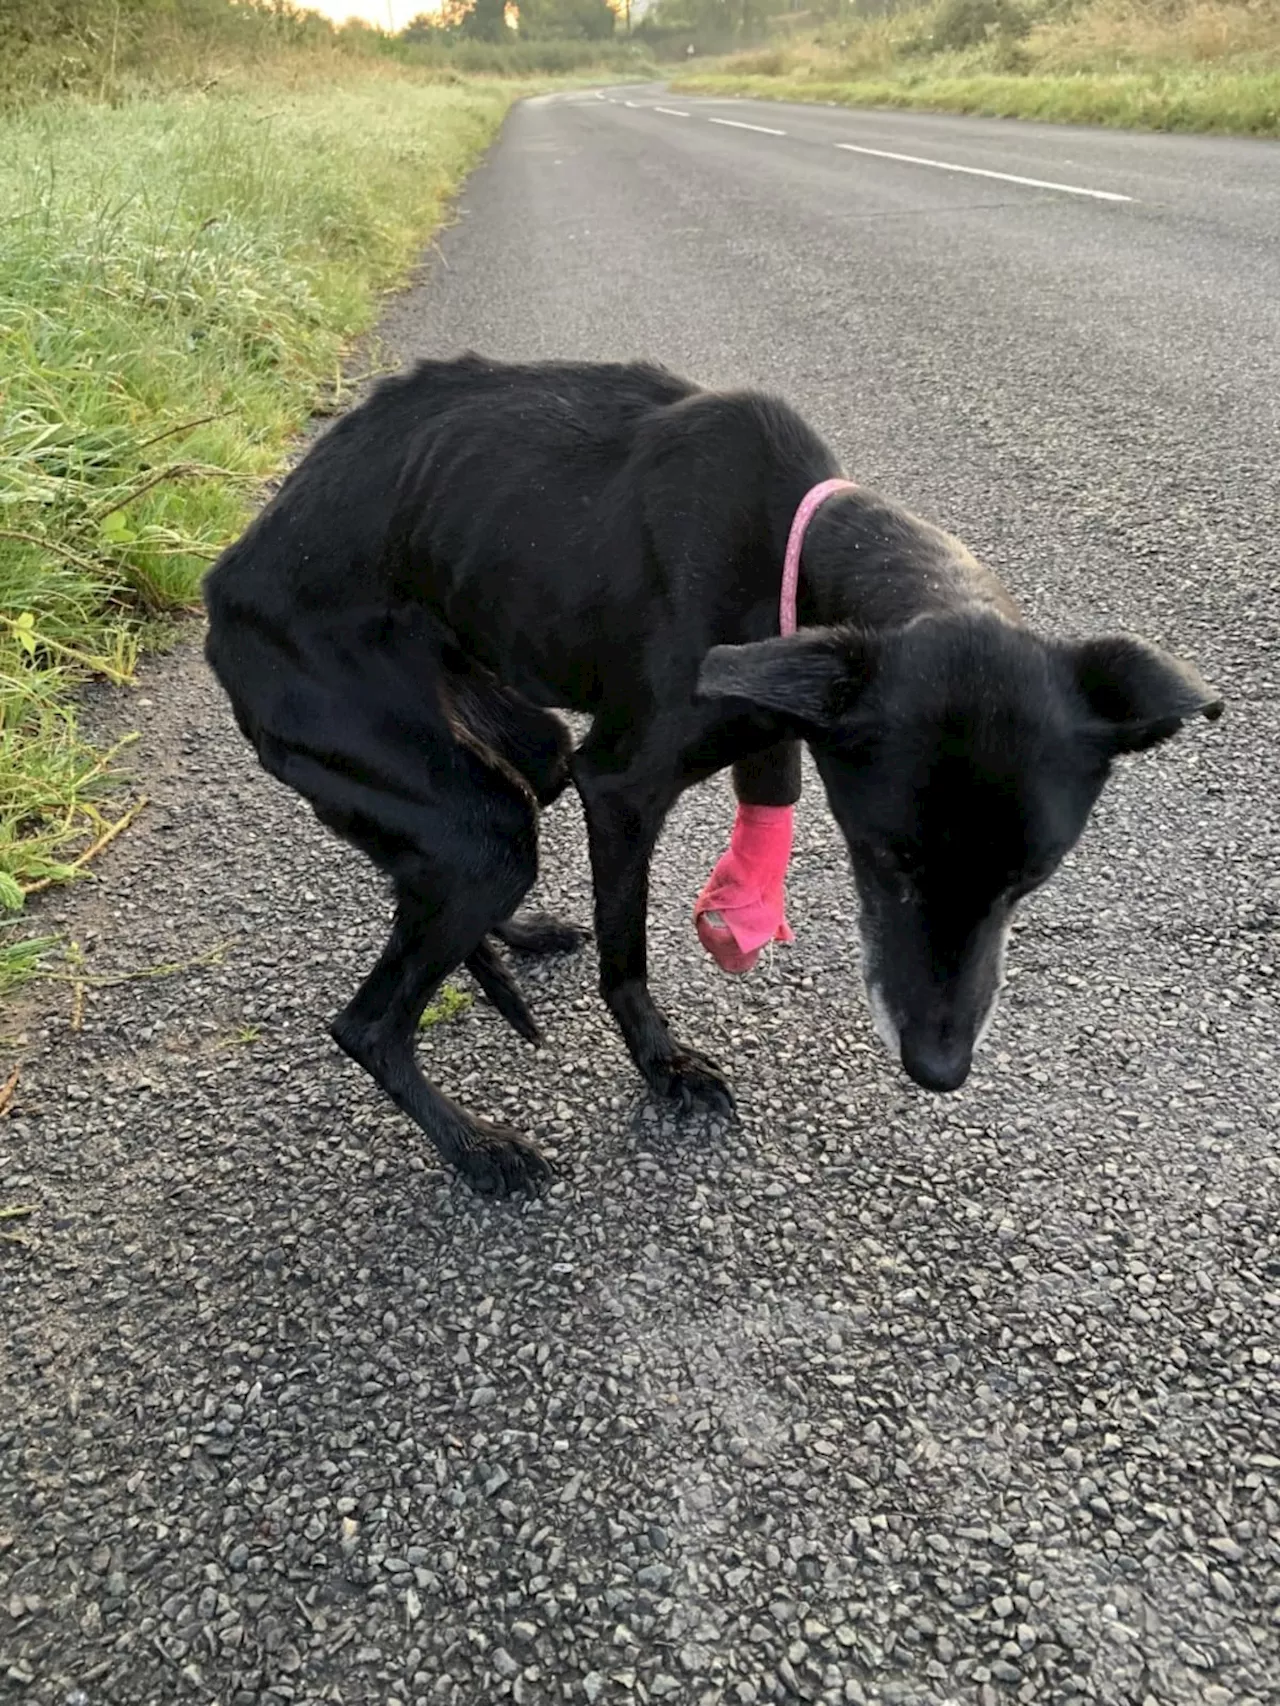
(733, 739), (802, 808)
(574, 748), (734, 1119)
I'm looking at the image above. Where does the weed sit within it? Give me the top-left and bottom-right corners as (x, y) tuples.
(215, 1022), (263, 1048)
(0, 932), (61, 998)
(419, 985), (475, 1028)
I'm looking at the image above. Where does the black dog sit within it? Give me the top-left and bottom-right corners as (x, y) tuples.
(204, 354), (1222, 1195)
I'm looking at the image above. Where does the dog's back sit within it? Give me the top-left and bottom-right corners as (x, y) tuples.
(205, 351), (848, 735)
(205, 354), (692, 620)
(204, 354), (711, 723)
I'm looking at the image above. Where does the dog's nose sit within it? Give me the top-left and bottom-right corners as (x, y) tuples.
(900, 1036), (971, 1094)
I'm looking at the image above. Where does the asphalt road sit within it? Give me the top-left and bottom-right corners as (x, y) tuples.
(2, 89), (1277, 1706)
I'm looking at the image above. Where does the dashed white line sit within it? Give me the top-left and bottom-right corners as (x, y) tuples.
(834, 142), (1131, 202)
(605, 101), (1129, 205)
(709, 117), (788, 137)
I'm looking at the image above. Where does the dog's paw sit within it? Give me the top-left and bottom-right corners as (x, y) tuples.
(494, 912), (589, 957)
(656, 1047), (736, 1121)
(457, 1124), (557, 1198)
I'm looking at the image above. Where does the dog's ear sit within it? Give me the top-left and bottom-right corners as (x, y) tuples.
(1064, 635), (1224, 753)
(696, 628), (875, 729)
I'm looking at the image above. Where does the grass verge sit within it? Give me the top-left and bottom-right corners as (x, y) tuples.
(0, 69), (516, 991)
(672, 0), (1280, 137)
(675, 65), (1280, 134)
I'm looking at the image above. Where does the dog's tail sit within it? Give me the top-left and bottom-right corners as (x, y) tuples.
(443, 669), (573, 810)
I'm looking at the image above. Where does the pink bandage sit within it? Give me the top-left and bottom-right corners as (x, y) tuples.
(694, 803), (796, 975)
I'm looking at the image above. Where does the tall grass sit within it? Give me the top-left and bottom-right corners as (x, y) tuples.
(673, 0), (1280, 135)
(0, 0), (657, 108)
(0, 73), (513, 987)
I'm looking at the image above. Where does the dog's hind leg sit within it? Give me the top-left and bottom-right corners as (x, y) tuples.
(332, 878), (555, 1198)
(321, 748), (552, 1193)
(465, 938), (542, 1045)
(230, 620), (557, 1196)
(450, 672), (589, 959)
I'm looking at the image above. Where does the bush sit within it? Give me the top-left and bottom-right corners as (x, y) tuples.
(921, 0), (1031, 52)
(401, 37), (654, 73)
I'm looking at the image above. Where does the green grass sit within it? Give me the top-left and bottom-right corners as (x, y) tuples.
(672, 0), (1280, 137)
(675, 63), (1280, 133)
(0, 72), (515, 990)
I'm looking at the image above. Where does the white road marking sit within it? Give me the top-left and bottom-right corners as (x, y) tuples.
(624, 101), (642, 108)
(655, 106), (690, 118)
(710, 117), (788, 137)
(834, 141), (1131, 202)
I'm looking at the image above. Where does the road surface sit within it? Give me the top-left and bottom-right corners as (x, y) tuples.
(2, 88), (1276, 1706)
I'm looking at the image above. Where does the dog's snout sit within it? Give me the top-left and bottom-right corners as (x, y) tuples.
(900, 1035), (971, 1094)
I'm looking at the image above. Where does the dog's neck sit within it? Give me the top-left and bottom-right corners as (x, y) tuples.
(792, 487), (1021, 634)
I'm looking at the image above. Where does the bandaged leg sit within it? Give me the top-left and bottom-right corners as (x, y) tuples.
(695, 743), (800, 975)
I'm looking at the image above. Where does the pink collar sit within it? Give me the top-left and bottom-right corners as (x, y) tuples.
(780, 478), (856, 635)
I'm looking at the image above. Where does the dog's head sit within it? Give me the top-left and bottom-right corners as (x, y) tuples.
(697, 613), (1222, 1093)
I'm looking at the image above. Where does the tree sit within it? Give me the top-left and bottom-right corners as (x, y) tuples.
(645, 0), (784, 42)
(518, 0), (616, 40)
(434, 0), (509, 38)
